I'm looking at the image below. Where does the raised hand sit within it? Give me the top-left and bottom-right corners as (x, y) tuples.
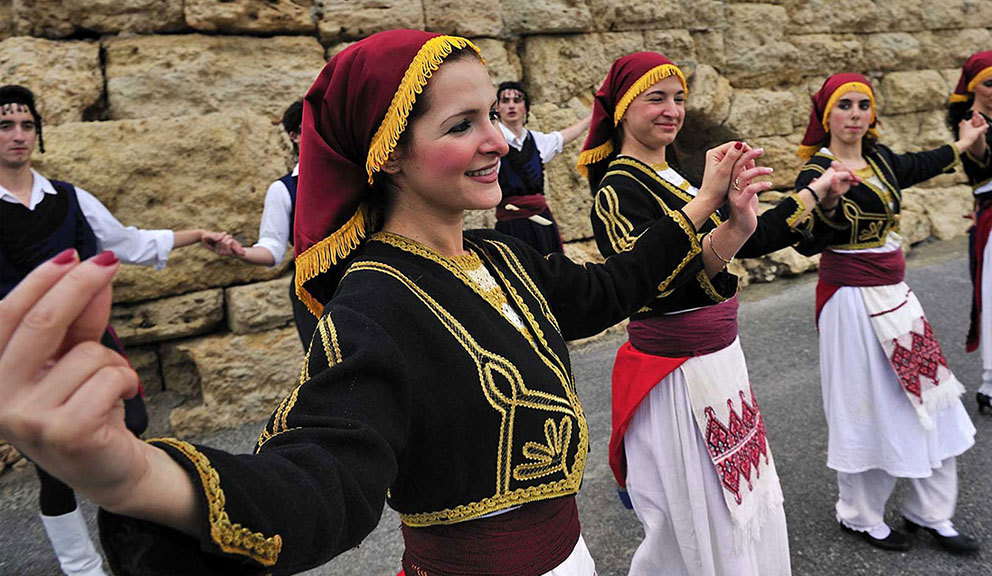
(726, 155), (774, 238)
(0, 251), (199, 532)
(957, 114), (989, 153)
(817, 161), (860, 208)
(0, 251), (147, 506)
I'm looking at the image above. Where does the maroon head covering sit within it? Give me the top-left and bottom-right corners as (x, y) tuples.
(293, 30), (481, 316)
(576, 52), (686, 180)
(798, 73), (878, 160)
(950, 51), (992, 104)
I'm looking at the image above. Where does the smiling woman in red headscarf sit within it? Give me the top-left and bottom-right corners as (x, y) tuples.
(578, 52), (856, 576)
(0, 30), (763, 576)
(794, 72), (987, 555)
(948, 51), (992, 414)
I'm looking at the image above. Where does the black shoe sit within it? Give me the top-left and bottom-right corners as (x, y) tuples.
(840, 523), (911, 551)
(904, 518), (981, 554)
(978, 392), (991, 415)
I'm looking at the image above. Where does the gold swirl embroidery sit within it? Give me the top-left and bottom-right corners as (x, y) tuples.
(513, 417), (573, 481)
(149, 438), (282, 566)
(342, 261), (588, 526)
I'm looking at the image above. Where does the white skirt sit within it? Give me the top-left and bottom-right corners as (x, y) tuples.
(544, 535), (596, 575)
(818, 285), (975, 477)
(623, 356), (790, 576)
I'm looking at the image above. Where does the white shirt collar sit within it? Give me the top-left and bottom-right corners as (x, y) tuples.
(0, 169), (58, 210)
(499, 122), (528, 150)
(292, 162), (299, 177)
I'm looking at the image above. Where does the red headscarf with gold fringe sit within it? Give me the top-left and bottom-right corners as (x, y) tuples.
(294, 30), (481, 317)
(950, 51), (992, 104)
(576, 52), (686, 181)
(798, 73), (878, 160)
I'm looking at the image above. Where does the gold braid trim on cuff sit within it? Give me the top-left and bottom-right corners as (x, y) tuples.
(148, 438), (283, 567)
(365, 35), (482, 185)
(613, 64), (687, 125)
(784, 192), (809, 228)
(576, 140), (614, 177)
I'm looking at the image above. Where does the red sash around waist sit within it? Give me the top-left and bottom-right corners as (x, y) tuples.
(815, 249), (906, 327)
(610, 298), (740, 486)
(496, 194), (549, 222)
(400, 496), (580, 576)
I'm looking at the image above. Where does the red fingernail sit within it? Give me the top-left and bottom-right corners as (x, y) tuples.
(92, 251), (119, 267)
(735, 142), (743, 150)
(51, 248), (77, 265)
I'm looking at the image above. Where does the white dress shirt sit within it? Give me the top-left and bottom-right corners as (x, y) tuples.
(499, 123), (564, 164)
(252, 163), (297, 267)
(0, 169), (174, 269)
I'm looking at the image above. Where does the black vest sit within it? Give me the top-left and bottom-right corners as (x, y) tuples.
(1, 180), (99, 298)
(278, 172), (298, 244)
(498, 131), (545, 199)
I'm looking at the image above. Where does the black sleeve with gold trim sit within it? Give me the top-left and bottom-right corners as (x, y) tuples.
(589, 158), (739, 317)
(99, 305), (411, 576)
(505, 194), (705, 340)
(736, 192), (814, 259)
(877, 143), (959, 190)
(791, 158), (851, 256)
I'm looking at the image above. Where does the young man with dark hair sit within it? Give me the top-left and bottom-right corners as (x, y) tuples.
(495, 81), (591, 254)
(0, 84), (229, 576)
(208, 99), (318, 350)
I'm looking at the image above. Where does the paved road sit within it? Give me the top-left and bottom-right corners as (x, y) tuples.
(1, 237), (989, 575)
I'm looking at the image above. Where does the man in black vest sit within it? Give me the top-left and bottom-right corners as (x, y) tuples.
(207, 100), (318, 351)
(495, 81), (591, 255)
(0, 84), (228, 576)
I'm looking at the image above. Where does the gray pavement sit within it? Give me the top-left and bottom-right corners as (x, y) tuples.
(1, 236), (989, 575)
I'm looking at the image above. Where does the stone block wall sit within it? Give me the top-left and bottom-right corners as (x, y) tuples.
(0, 0), (988, 459)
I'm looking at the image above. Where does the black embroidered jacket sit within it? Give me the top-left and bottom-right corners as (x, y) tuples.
(591, 156), (813, 317)
(99, 214), (704, 575)
(794, 144), (960, 254)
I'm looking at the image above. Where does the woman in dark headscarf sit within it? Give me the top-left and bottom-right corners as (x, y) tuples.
(580, 52), (855, 576)
(949, 51), (992, 414)
(795, 72), (986, 554)
(0, 30), (761, 576)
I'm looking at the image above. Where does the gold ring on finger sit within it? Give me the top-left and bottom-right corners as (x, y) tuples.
(733, 177), (741, 191)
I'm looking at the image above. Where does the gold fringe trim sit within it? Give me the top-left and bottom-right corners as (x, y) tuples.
(576, 140), (614, 177)
(967, 66), (992, 93)
(365, 35), (482, 185)
(949, 93), (970, 103)
(294, 206), (369, 317)
(821, 81), (875, 133)
(149, 438), (283, 566)
(797, 144), (820, 160)
(613, 64), (687, 125)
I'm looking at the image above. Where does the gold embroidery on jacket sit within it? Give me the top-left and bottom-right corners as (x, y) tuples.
(257, 315), (341, 451)
(513, 417), (573, 481)
(149, 438), (282, 566)
(599, 165), (703, 294)
(593, 185), (639, 253)
(342, 261), (588, 526)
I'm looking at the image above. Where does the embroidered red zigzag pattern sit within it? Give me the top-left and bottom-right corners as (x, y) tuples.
(889, 320), (948, 400)
(703, 388), (769, 505)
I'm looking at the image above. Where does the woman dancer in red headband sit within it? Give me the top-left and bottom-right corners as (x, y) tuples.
(0, 30), (762, 576)
(950, 51), (992, 414)
(578, 52), (856, 576)
(795, 73), (986, 554)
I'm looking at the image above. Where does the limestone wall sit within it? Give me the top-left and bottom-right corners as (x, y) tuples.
(1, 0), (989, 457)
